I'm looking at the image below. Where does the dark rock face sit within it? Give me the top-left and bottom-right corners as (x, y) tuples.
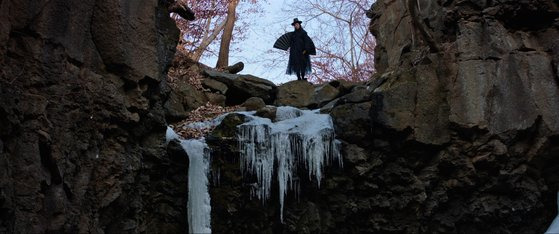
(312, 83), (340, 107)
(0, 0), (187, 233)
(203, 69), (277, 105)
(207, 0), (559, 233)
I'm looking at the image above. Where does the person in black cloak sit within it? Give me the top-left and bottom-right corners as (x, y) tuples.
(285, 18), (316, 81)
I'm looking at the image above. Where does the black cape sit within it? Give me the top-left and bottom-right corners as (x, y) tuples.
(277, 29), (315, 76)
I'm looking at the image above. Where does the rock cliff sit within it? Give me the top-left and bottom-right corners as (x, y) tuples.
(206, 0), (559, 233)
(1, 0), (558, 233)
(0, 0), (187, 233)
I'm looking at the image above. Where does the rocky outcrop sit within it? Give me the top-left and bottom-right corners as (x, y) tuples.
(202, 78), (228, 95)
(275, 80), (315, 107)
(206, 1), (559, 233)
(275, 80), (353, 108)
(0, 0), (188, 233)
(203, 69), (277, 105)
(312, 83), (340, 106)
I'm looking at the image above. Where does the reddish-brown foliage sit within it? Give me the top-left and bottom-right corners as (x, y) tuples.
(173, 0), (264, 61)
(167, 51), (208, 91)
(170, 103), (240, 139)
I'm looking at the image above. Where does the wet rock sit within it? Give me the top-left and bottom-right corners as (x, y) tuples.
(331, 102), (372, 144)
(255, 106), (277, 121)
(343, 144), (368, 164)
(319, 98), (340, 114)
(209, 114), (247, 140)
(18, 94), (47, 116)
(275, 80), (314, 108)
(164, 91), (188, 120)
(206, 92), (226, 106)
(339, 86), (372, 104)
(313, 83), (340, 107)
(175, 83), (208, 111)
(167, 140), (188, 166)
(241, 97), (266, 111)
(329, 79), (357, 95)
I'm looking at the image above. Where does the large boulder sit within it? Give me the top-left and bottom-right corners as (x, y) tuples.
(164, 91), (188, 120)
(174, 83), (208, 111)
(241, 97), (266, 111)
(329, 79), (358, 95)
(205, 92), (226, 106)
(255, 106), (278, 121)
(202, 78), (228, 94)
(204, 69), (277, 104)
(312, 83), (340, 107)
(275, 80), (314, 107)
(340, 86), (372, 104)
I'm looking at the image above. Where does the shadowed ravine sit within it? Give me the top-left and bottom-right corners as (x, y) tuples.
(0, 0), (558, 233)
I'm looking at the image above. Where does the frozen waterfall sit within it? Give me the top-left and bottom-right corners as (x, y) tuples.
(166, 127), (212, 234)
(237, 106), (342, 221)
(166, 106), (342, 232)
(546, 192), (559, 234)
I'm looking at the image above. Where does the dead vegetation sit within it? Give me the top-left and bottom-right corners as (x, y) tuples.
(169, 103), (239, 139)
(167, 51), (209, 91)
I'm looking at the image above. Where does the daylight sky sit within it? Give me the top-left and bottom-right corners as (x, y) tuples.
(201, 0), (319, 84)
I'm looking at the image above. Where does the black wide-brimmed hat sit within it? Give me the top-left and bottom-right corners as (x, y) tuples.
(291, 18), (303, 26)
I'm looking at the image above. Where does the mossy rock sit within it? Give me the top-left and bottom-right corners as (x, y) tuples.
(209, 113), (247, 139)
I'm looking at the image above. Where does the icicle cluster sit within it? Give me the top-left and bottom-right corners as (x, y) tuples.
(165, 106), (342, 231)
(237, 107), (342, 221)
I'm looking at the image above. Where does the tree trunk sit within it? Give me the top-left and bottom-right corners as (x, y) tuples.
(215, 0), (240, 68)
(190, 19), (227, 62)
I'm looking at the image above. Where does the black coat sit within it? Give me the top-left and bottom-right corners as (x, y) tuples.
(286, 28), (315, 76)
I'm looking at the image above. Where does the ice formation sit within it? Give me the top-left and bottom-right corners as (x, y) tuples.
(166, 127), (212, 234)
(237, 106), (342, 221)
(166, 105), (342, 231)
(546, 192), (559, 234)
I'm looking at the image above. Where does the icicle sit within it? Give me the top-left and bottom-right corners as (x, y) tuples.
(546, 191), (559, 234)
(166, 127), (212, 234)
(166, 126), (180, 144)
(236, 107), (342, 222)
(182, 139), (212, 234)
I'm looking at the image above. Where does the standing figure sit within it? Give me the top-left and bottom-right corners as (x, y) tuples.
(274, 18), (316, 81)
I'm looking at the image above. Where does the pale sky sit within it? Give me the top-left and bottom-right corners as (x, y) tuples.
(201, 0), (315, 84)
(200, 0), (374, 84)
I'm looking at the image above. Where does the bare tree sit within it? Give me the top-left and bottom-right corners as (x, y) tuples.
(285, 0), (376, 83)
(216, 0), (240, 68)
(173, 0), (262, 62)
